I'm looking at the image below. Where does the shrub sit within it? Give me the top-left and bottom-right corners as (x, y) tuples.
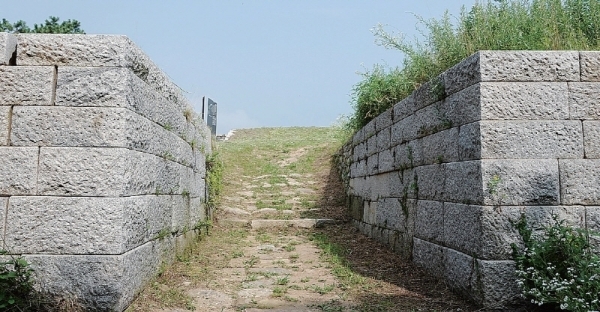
(511, 215), (600, 311)
(0, 250), (34, 311)
(350, 0), (600, 132)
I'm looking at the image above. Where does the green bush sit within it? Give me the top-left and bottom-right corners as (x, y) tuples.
(511, 215), (600, 311)
(350, 0), (600, 131)
(0, 250), (34, 311)
(206, 150), (224, 211)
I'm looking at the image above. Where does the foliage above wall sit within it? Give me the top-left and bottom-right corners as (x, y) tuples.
(0, 16), (84, 34)
(349, 0), (600, 132)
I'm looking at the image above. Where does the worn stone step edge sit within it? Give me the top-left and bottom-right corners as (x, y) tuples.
(250, 219), (339, 229)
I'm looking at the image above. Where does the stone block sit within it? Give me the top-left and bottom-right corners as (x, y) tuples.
(413, 237), (444, 277)
(403, 103), (447, 142)
(442, 83), (481, 128)
(56, 67), (189, 138)
(413, 78), (446, 110)
(584, 121), (600, 158)
(170, 195), (189, 234)
(416, 164), (445, 201)
(0, 66), (54, 105)
(366, 134), (377, 156)
(445, 204), (522, 260)
(193, 149), (206, 176)
(0, 106), (9, 145)
(390, 120), (404, 147)
(5, 196), (174, 254)
(479, 120), (583, 159)
(378, 149), (394, 173)
(443, 52), (481, 96)
(0, 147), (38, 196)
(364, 118), (376, 139)
(0, 197), (6, 243)
(370, 173), (391, 201)
(458, 122), (481, 161)
(0, 32), (16, 65)
(479, 50), (580, 82)
(367, 154), (378, 175)
(349, 195), (364, 221)
(18, 34), (190, 109)
(569, 82), (600, 120)
(376, 127), (390, 152)
(353, 142), (367, 161)
(480, 82), (569, 120)
(443, 247), (474, 299)
(393, 140), (422, 170)
(351, 128), (364, 146)
(351, 159), (366, 178)
(363, 200), (377, 224)
(375, 108), (392, 132)
(472, 260), (521, 309)
(376, 197), (412, 232)
(581, 51), (600, 82)
(414, 200), (443, 243)
(560, 159), (600, 205)
(25, 240), (163, 311)
(392, 95), (417, 123)
(482, 159), (559, 205)
(445, 160), (484, 204)
(189, 197), (207, 229)
(421, 127), (459, 165)
(586, 206), (600, 249)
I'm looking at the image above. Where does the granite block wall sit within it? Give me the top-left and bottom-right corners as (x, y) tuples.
(337, 50), (600, 308)
(0, 33), (212, 311)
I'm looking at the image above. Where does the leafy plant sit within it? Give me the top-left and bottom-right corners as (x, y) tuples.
(350, 0), (600, 132)
(206, 151), (224, 211)
(511, 214), (600, 311)
(0, 250), (34, 311)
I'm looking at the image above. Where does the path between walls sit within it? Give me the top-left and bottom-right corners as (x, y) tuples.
(127, 127), (477, 312)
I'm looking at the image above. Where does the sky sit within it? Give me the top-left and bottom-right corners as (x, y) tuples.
(3, 0), (477, 134)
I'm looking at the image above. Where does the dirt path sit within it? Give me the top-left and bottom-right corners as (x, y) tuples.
(127, 127), (479, 312)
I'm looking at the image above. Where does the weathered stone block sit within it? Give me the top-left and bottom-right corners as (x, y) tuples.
(366, 134), (377, 156)
(442, 83), (481, 127)
(0, 147), (38, 196)
(421, 127), (459, 165)
(0, 197), (6, 243)
(472, 260), (521, 309)
(376, 127), (390, 152)
(0, 32), (16, 65)
(416, 164), (445, 201)
(560, 159), (600, 205)
(352, 128), (364, 146)
(581, 51), (600, 82)
(414, 200), (443, 243)
(393, 140), (422, 170)
(449, 160), (481, 204)
(170, 195), (189, 234)
(349, 195), (364, 221)
(355, 142), (367, 161)
(403, 104), (446, 142)
(25, 240), (164, 311)
(443, 247), (474, 299)
(378, 149), (394, 173)
(0, 106), (9, 145)
(189, 197), (207, 229)
(363, 200), (377, 224)
(364, 119), (376, 139)
(56, 67), (190, 138)
(479, 50), (580, 82)
(0, 66), (54, 105)
(370, 173), (391, 201)
(479, 120), (583, 159)
(413, 238), (444, 277)
(584, 121), (600, 158)
(458, 122), (481, 161)
(193, 149), (206, 176)
(569, 82), (600, 120)
(375, 108), (392, 132)
(393, 95), (417, 122)
(481, 159), (559, 205)
(480, 82), (569, 120)
(366, 154), (378, 175)
(376, 197), (415, 233)
(4, 196), (173, 254)
(443, 52), (481, 96)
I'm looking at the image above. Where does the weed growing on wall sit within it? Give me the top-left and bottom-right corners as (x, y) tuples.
(0, 250), (34, 311)
(206, 151), (224, 211)
(350, 0), (600, 131)
(511, 215), (600, 311)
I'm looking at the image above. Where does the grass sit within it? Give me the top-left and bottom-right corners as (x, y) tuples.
(350, 0), (600, 131)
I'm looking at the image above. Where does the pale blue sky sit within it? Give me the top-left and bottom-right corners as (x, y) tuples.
(3, 1), (477, 134)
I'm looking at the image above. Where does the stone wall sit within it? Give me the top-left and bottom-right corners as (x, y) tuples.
(337, 50), (600, 308)
(0, 33), (213, 311)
